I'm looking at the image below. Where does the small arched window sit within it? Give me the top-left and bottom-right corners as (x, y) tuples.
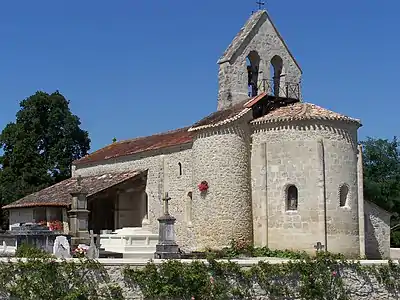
(339, 185), (349, 207)
(286, 185), (298, 211)
(178, 162), (182, 176)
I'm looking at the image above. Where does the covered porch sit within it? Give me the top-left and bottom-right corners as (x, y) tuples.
(2, 170), (151, 236)
(88, 171), (149, 234)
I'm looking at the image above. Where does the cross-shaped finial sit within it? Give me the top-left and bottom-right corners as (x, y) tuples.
(162, 192), (171, 215)
(77, 175), (82, 187)
(314, 241), (325, 252)
(256, 1), (265, 10)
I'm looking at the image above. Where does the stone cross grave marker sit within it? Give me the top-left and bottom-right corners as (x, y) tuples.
(86, 230), (99, 259)
(314, 241), (325, 252)
(53, 236), (71, 258)
(163, 192), (171, 215)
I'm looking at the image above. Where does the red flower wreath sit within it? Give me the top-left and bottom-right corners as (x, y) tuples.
(198, 181), (209, 192)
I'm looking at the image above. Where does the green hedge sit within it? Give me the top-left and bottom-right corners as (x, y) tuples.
(123, 253), (400, 300)
(0, 243), (398, 299)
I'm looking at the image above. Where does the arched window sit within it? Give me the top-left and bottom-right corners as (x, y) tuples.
(339, 185), (349, 207)
(270, 55), (284, 97)
(178, 162), (182, 176)
(246, 51), (261, 97)
(286, 185), (298, 211)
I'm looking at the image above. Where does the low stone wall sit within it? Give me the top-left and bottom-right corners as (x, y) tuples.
(390, 248), (400, 259)
(0, 258), (400, 299)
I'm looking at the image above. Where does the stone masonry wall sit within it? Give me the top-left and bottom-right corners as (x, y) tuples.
(72, 145), (196, 251)
(89, 259), (400, 299)
(218, 13), (302, 110)
(251, 119), (360, 257)
(364, 200), (391, 259)
(191, 123), (253, 250)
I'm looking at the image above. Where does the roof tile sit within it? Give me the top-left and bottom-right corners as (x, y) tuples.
(251, 102), (361, 125)
(2, 170), (144, 209)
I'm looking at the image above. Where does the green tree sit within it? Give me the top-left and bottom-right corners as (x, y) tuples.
(361, 137), (400, 246)
(0, 91), (90, 225)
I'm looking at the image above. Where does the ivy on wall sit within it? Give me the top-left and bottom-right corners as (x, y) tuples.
(124, 254), (400, 300)
(0, 244), (399, 299)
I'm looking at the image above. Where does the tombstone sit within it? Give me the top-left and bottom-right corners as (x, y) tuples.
(53, 236), (71, 258)
(12, 223), (71, 254)
(314, 241), (325, 253)
(154, 192), (181, 259)
(86, 230), (99, 259)
(0, 241), (7, 255)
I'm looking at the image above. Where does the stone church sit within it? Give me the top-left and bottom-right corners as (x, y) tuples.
(3, 10), (391, 258)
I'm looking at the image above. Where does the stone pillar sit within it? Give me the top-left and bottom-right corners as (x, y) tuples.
(62, 208), (69, 234)
(357, 144), (366, 257)
(154, 192), (180, 259)
(316, 139), (327, 251)
(68, 176), (90, 248)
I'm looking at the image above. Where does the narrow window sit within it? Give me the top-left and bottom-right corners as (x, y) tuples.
(186, 192), (193, 227)
(286, 185), (298, 211)
(339, 185), (349, 207)
(178, 162), (182, 176)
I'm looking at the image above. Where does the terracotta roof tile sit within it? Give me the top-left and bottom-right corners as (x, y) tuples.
(74, 128), (193, 166)
(74, 95), (268, 166)
(189, 93), (268, 132)
(2, 170), (144, 209)
(251, 102), (361, 125)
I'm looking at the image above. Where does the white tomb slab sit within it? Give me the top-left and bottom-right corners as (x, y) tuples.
(99, 227), (158, 259)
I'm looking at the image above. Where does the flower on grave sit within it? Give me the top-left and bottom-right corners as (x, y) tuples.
(73, 245), (87, 258)
(49, 220), (63, 231)
(198, 181), (209, 192)
(332, 270), (337, 277)
(38, 220), (47, 226)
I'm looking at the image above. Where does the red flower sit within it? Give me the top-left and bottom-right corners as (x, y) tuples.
(198, 181), (209, 192)
(332, 271), (337, 277)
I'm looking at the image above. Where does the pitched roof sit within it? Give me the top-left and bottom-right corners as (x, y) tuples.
(217, 10), (302, 73)
(74, 128), (193, 166)
(189, 93), (267, 132)
(2, 170), (144, 209)
(251, 102), (361, 126)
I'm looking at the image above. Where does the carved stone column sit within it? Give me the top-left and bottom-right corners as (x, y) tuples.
(68, 176), (90, 248)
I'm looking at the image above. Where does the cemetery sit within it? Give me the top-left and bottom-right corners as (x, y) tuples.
(0, 5), (398, 300)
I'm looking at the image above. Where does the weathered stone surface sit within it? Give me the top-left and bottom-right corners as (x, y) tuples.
(251, 119), (360, 257)
(364, 200), (391, 259)
(217, 10), (302, 110)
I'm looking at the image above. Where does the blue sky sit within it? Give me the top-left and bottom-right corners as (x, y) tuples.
(0, 0), (399, 152)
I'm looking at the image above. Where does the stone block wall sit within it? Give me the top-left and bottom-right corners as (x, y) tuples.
(251, 119), (360, 256)
(72, 145), (195, 250)
(364, 200), (391, 259)
(191, 124), (252, 250)
(218, 12), (302, 110)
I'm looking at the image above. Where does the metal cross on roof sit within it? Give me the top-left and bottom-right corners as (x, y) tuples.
(256, 1), (265, 10)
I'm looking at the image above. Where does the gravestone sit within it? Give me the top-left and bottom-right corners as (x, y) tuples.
(53, 236), (71, 258)
(86, 230), (99, 259)
(11, 223), (71, 254)
(154, 192), (181, 259)
(0, 241), (6, 255)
